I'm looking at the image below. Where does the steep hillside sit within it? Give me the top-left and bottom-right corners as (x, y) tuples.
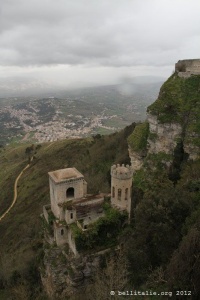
(147, 73), (200, 159)
(128, 72), (200, 172)
(126, 66), (200, 299)
(0, 123), (135, 298)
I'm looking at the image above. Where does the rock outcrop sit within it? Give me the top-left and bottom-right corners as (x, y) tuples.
(147, 113), (182, 155)
(41, 241), (111, 298)
(128, 59), (200, 171)
(128, 147), (144, 171)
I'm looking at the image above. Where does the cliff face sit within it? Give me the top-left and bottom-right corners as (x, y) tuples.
(128, 148), (144, 171)
(128, 60), (200, 170)
(147, 113), (182, 155)
(41, 242), (109, 298)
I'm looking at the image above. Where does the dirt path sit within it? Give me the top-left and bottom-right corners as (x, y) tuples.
(45, 141), (56, 150)
(0, 157), (33, 222)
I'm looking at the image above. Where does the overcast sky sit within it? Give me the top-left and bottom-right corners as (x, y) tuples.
(0, 0), (200, 91)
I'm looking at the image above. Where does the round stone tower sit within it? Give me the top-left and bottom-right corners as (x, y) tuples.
(110, 164), (133, 220)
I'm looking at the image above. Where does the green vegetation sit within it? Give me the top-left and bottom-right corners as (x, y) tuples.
(0, 123), (135, 298)
(92, 127), (115, 135)
(147, 74), (200, 136)
(127, 96), (200, 295)
(148, 132), (158, 141)
(71, 201), (127, 252)
(127, 159), (200, 294)
(144, 152), (173, 171)
(127, 122), (149, 153)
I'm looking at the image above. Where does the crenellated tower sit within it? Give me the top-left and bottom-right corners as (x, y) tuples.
(110, 164), (133, 220)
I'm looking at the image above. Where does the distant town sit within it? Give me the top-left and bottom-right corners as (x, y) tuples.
(1, 99), (118, 143)
(0, 84), (161, 145)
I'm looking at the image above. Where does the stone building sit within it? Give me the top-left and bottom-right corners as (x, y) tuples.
(175, 59), (200, 78)
(111, 164), (133, 220)
(43, 164), (133, 256)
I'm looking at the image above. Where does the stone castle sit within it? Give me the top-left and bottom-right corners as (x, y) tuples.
(43, 164), (133, 256)
(175, 59), (200, 78)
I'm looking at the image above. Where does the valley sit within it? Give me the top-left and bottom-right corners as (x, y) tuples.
(0, 83), (161, 146)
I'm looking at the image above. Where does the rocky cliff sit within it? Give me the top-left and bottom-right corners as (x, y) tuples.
(128, 60), (200, 170)
(41, 238), (114, 298)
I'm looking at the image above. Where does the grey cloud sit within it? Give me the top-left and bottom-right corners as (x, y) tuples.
(0, 0), (200, 69)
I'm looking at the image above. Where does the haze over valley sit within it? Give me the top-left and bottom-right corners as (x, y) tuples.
(0, 80), (162, 145)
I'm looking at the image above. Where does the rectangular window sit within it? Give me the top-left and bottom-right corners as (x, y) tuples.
(112, 186), (115, 197)
(70, 212), (73, 219)
(125, 188), (128, 200)
(118, 189), (122, 200)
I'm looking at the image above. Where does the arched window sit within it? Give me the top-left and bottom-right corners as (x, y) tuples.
(66, 187), (74, 198)
(61, 229), (64, 236)
(125, 188), (128, 200)
(112, 186), (115, 198)
(118, 189), (122, 201)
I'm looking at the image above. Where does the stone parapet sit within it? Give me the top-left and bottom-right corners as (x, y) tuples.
(111, 164), (133, 179)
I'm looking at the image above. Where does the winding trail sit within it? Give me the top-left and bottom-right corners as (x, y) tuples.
(44, 141), (56, 150)
(0, 157), (33, 222)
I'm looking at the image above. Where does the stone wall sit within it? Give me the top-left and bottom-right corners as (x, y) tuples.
(54, 223), (68, 246)
(175, 59), (200, 77)
(65, 208), (76, 225)
(111, 165), (133, 217)
(49, 177), (86, 219)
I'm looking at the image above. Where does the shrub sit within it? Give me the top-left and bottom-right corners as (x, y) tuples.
(127, 122), (149, 153)
(71, 203), (128, 252)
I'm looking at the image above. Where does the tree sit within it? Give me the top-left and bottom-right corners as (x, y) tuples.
(86, 251), (129, 300)
(167, 227), (200, 299)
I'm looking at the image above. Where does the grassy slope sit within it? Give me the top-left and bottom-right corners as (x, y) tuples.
(0, 123), (135, 280)
(147, 73), (200, 134)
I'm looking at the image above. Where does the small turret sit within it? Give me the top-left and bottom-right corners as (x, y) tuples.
(111, 164), (133, 180)
(110, 164), (133, 221)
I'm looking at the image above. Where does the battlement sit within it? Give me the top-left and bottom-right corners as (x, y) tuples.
(175, 59), (200, 78)
(111, 164), (133, 179)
